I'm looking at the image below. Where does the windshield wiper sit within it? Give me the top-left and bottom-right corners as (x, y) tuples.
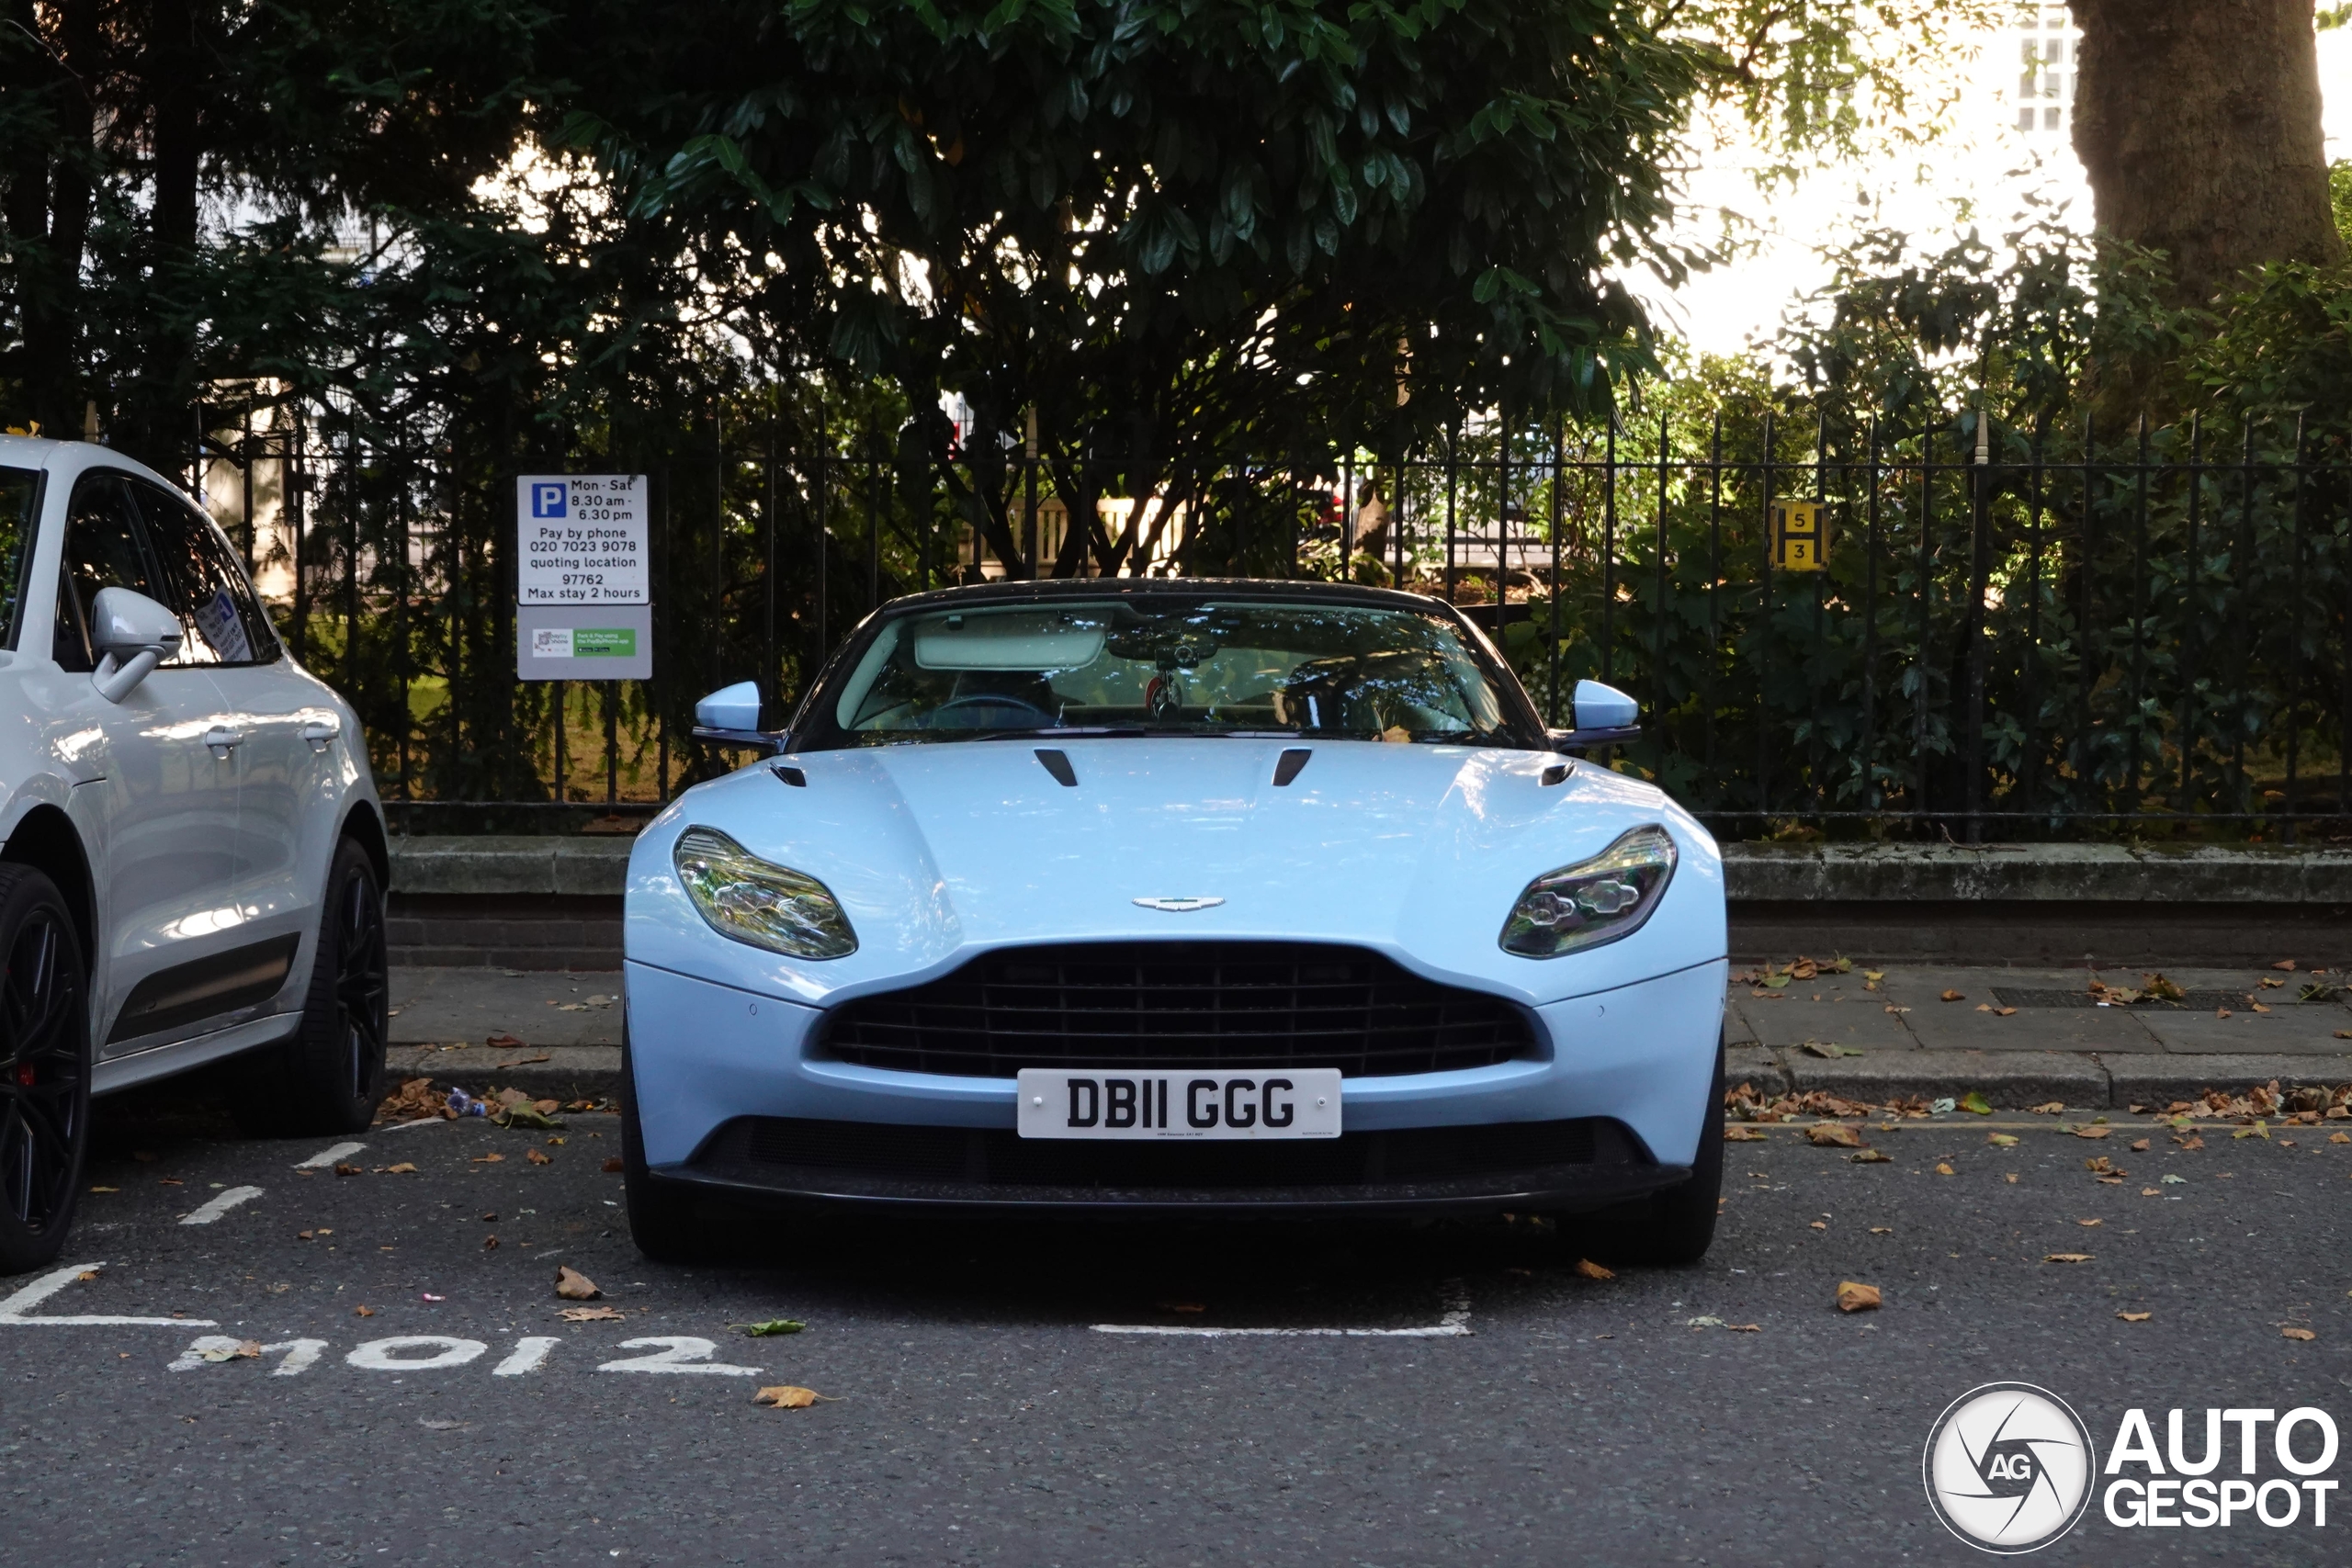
(967, 726), (1151, 740)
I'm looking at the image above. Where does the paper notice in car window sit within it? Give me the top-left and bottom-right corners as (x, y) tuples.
(195, 587), (250, 662)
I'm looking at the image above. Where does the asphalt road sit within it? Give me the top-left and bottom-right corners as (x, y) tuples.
(6, 1087), (2349, 1566)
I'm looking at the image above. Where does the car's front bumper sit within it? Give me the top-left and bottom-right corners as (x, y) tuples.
(624, 953), (1726, 1209)
(654, 1111), (1690, 1216)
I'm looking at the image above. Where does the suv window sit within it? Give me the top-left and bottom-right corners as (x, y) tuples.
(0, 466), (40, 650)
(53, 475), (164, 673)
(128, 479), (277, 665)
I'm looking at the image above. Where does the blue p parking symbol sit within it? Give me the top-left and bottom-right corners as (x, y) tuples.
(531, 482), (567, 519)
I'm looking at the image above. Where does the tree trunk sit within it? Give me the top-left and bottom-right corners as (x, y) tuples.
(2070, 0), (2344, 304)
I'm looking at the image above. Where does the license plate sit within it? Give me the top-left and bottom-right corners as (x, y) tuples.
(1015, 1069), (1341, 1140)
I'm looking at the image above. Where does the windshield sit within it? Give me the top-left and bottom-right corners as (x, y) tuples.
(808, 597), (1525, 747)
(0, 466), (40, 650)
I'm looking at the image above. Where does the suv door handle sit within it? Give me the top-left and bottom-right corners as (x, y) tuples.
(203, 726), (243, 753)
(300, 718), (340, 749)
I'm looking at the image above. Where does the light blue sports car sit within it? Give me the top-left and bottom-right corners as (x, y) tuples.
(620, 579), (1727, 1260)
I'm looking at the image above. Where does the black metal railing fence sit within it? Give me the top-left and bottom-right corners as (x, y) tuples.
(181, 397), (2352, 840)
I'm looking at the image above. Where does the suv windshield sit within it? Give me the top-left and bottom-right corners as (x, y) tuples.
(809, 597), (1528, 748)
(0, 467), (40, 649)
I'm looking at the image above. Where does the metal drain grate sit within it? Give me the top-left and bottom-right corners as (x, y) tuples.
(1989, 987), (2335, 1010)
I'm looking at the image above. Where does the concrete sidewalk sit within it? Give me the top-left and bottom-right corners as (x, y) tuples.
(382, 961), (2352, 1110)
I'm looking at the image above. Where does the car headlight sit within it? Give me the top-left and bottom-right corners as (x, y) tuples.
(672, 826), (857, 959)
(1499, 825), (1677, 958)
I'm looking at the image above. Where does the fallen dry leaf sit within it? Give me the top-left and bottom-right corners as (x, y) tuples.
(1988, 1133), (2018, 1147)
(1940, 989), (1965, 1002)
(2044, 1253), (2093, 1263)
(2077, 1218), (2103, 1227)
(1975, 1003), (1992, 1012)
(1727, 1323), (1761, 1332)
(526, 1149), (551, 1166)
(2284, 1326), (2317, 1341)
(1849, 1148), (1892, 1163)
(752, 1385), (836, 1409)
(2331, 1133), (2351, 1145)
(1869, 1226), (1893, 1235)
(334, 1164), (362, 1178)
(1724, 1126), (1768, 1142)
(2142, 1188), (2162, 1196)
(2274, 959), (2299, 972)
(2030, 1102), (2065, 1115)
(1573, 1258), (1615, 1281)
(602, 1156), (625, 1173)
(2005, 1173), (2019, 1184)
(2252, 1003), (2273, 1014)
(2118, 1311), (2152, 1323)
(555, 1266), (602, 1301)
(560, 1305), (627, 1323)
(1994, 1007), (2017, 1017)
(1936, 1162), (1955, 1176)
(2130, 1138), (2150, 1152)
(471, 1153), (504, 1165)
(2073, 1125), (2111, 1140)
(1809, 1220), (1827, 1231)
(1807, 1123), (1862, 1148)
(2217, 1008), (2233, 1019)
(383, 1162), (417, 1175)
(483, 1235), (499, 1250)
(2085, 1156), (2119, 1174)
(486, 1031), (526, 1049)
(1836, 1280), (1882, 1313)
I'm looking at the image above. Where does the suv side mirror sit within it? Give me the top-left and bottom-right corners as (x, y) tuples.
(1548, 679), (1641, 752)
(89, 587), (182, 704)
(692, 680), (787, 757)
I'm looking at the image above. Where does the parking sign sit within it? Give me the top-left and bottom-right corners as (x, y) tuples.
(514, 474), (649, 605)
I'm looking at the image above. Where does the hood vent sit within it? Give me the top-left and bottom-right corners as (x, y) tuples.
(1034, 749), (1078, 787)
(1272, 748), (1312, 787)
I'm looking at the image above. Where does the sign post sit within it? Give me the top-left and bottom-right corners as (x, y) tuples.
(514, 475), (653, 681)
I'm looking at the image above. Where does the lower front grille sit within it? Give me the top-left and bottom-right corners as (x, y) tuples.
(713, 1114), (1625, 1190)
(818, 941), (1538, 1078)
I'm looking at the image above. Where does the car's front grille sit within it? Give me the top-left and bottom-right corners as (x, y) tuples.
(723, 1114), (1617, 1190)
(817, 941), (1537, 1079)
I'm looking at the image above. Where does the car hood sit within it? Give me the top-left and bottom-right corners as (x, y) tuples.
(626, 738), (1724, 1010)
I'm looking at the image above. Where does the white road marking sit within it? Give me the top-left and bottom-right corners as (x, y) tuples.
(168, 1336), (249, 1371)
(1091, 1280), (1473, 1338)
(492, 1336), (560, 1376)
(0, 1262), (215, 1326)
(265, 1337), (330, 1376)
(346, 1336), (490, 1371)
(294, 1142), (366, 1169)
(382, 1117), (451, 1133)
(596, 1336), (762, 1375)
(178, 1186), (264, 1225)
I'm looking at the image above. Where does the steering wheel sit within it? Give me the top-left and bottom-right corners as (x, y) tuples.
(930, 694), (1057, 728)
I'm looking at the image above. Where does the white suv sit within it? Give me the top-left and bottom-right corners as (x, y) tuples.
(0, 435), (387, 1272)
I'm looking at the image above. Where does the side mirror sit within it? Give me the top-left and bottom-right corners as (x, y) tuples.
(692, 680), (787, 757)
(1548, 679), (1641, 752)
(89, 587), (182, 704)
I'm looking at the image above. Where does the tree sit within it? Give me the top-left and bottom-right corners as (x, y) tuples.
(2069, 0), (2344, 305)
(567, 0), (1705, 575)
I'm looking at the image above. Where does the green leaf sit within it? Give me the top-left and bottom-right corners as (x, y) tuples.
(1959, 1092), (1994, 1116)
(741, 1319), (806, 1337)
